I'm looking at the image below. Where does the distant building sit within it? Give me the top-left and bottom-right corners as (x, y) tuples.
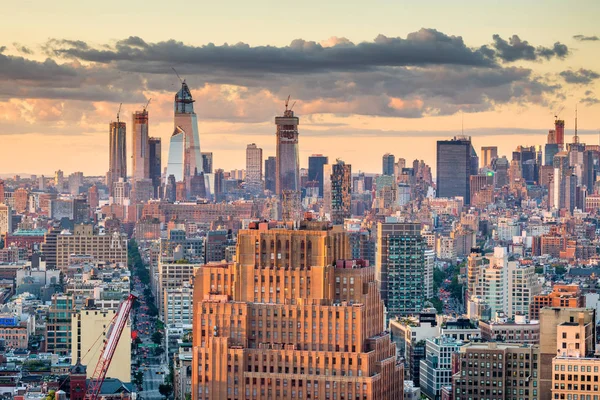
(275, 104), (301, 220)
(201, 152), (213, 174)
(382, 153), (395, 176)
(108, 121), (127, 196)
(329, 159), (351, 224)
(308, 154), (328, 197)
(437, 136), (478, 204)
(132, 109), (150, 181)
(264, 156), (276, 193)
(245, 143), (263, 193)
(480, 146), (497, 168)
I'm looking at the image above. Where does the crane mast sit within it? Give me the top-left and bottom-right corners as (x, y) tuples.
(84, 293), (136, 400)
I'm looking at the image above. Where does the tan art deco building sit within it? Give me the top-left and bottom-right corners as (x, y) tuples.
(192, 220), (403, 400)
(55, 224), (127, 270)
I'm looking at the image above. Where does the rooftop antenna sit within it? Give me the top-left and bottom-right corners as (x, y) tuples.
(172, 67), (183, 84)
(116, 103), (122, 123)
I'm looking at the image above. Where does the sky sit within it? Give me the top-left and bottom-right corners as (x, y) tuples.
(1, 0), (600, 176)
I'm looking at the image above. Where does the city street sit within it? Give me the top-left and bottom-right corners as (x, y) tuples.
(131, 272), (168, 400)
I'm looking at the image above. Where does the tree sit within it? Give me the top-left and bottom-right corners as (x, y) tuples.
(133, 371), (144, 386)
(152, 331), (164, 345)
(159, 383), (173, 399)
(554, 265), (567, 275)
(154, 347), (165, 356)
(427, 297), (443, 314)
(45, 390), (56, 400)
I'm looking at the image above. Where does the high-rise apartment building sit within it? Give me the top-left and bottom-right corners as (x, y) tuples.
(191, 221), (403, 400)
(419, 336), (463, 400)
(132, 109), (150, 181)
(453, 342), (540, 400)
(480, 146), (498, 168)
(14, 187), (28, 213)
(382, 153), (395, 176)
(108, 120), (127, 196)
(46, 293), (74, 355)
(0, 204), (13, 236)
(264, 156), (277, 193)
(175, 81), (203, 198)
(308, 154), (328, 197)
(275, 104), (301, 220)
(555, 118), (565, 150)
(330, 159), (351, 225)
(539, 308), (596, 400)
(437, 136), (478, 204)
(246, 143), (263, 193)
(376, 220), (426, 318)
(149, 137), (162, 198)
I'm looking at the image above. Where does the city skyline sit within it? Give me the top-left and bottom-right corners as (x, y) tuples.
(1, 1), (600, 175)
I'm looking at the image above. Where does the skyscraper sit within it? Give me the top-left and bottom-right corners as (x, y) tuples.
(330, 159), (352, 224)
(201, 152), (213, 174)
(264, 156), (276, 192)
(148, 137), (162, 198)
(308, 154), (328, 197)
(382, 153), (395, 176)
(555, 118), (565, 150)
(108, 120), (127, 196)
(166, 126), (186, 184)
(132, 109), (150, 181)
(245, 143), (263, 193)
(480, 146), (498, 168)
(275, 103), (301, 220)
(174, 80), (202, 197)
(376, 220), (426, 318)
(191, 221), (403, 400)
(437, 136), (477, 204)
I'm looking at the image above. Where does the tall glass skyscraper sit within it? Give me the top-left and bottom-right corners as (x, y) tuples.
(174, 81), (202, 197)
(264, 156), (276, 192)
(148, 137), (162, 198)
(166, 127), (185, 183)
(308, 154), (328, 197)
(436, 136), (478, 204)
(382, 153), (395, 176)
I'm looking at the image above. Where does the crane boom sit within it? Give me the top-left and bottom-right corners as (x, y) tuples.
(84, 294), (136, 400)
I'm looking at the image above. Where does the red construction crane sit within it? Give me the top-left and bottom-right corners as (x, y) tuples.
(84, 293), (137, 400)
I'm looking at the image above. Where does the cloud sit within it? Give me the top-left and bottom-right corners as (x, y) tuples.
(560, 68), (600, 84)
(573, 35), (599, 42)
(484, 34), (569, 62)
(13, 43), (33, 55)
(581, 97), (600, 106)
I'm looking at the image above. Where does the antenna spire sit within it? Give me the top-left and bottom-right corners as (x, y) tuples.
(574, 104), (578, 143)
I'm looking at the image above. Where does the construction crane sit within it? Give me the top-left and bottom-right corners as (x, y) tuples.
(84, 294), (136, 400)
(143, 98), (151, 112)
(116, 103), (122, 123)
(554, 105), (564, 120)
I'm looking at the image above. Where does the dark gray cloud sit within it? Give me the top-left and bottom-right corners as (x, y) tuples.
(581, 97), (600, 106)
(13, 43), (33, 55)
(560, 68), (600, 84)
(573, 35), (599, 42)
(0, 29), (582, 123)
(484, 35), (569, 62)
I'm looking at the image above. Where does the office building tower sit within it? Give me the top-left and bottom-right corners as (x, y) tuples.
(480, 146), (498, 168)
(54, 170), (64, 192)
(264, 156), (277, 193)
(38, 175), (46, 191)
(382, 153), (395, 176)
(376, 221), (426, 318)
(0, 179), (4, 204)
(201, 152), (213, 174)
(14, 188), (28, 213)
(545, 143), (559, 166)
(166, 126), (186, 184)
(555, 118), (565, 149)
(87, 185), (99, 216)
(275, 103), (301, 220)
(149, 137), (162, 198)
(213, 169), (224, 202)
(165, 175), (177, 203)
(245, 143), (263, 193)
(71, 307), (131, 382)
(436, 136), (478, 204)
(308, 154), (328, 197)
(108, 120), (127, 196)
(175, 80), (202, 198)
(132, 108), (150, 181)
(329, 159), (352, 224)
(492, 156), (509, 188)
(191, 221), (403, 400)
